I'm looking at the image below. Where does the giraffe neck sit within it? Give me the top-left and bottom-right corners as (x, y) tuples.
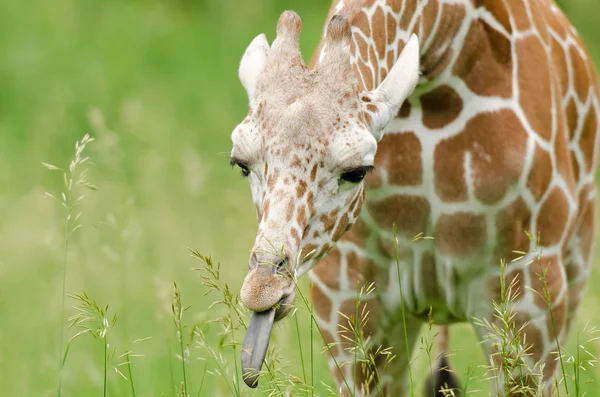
(312, 0), (471, 88)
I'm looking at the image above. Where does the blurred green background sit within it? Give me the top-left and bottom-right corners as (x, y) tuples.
(1, 0), (599, 396)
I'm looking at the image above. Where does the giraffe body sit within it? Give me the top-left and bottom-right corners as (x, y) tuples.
(231, 0), (600, 395)
(309, 0), (600, 394)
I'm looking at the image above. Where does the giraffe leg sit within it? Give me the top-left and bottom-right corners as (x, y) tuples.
(564, 189), (596, 336)
(310, 245), (423, 396)
(475, 254), (569, 396)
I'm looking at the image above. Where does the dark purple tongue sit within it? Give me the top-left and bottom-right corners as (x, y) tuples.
(241, 309), (276, 388)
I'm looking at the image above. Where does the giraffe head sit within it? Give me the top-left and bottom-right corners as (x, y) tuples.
(231, 11), (420, 321)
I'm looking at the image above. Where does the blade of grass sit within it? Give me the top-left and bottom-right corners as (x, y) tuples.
(393, 224), (414, 397)
(294, 310), (307, 384)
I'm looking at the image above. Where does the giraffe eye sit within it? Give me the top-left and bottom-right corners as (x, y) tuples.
(230, 158), (250, 178)
(339, 166), (374, 184)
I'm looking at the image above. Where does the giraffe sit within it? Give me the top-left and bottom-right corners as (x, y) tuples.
(231, 0), (600, 395)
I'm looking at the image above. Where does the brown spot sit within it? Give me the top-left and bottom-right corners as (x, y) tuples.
(347, 251), (386, 290)
(542, 353), (558, 380)
(371, 6), (386, 57)
(296, 180), (307, 198)
(570, 45), (590, 100)
(522, 320), (544, 363)
(575, 193), (596, 265)
(317, 243), (332, 259)
(399, 0), (416, 30)
(318, 328), (340, 356)
(267, 168), (279, 189)
(343, 251), (361, 287)
(366, 103), (377, 113)
(290, 155), (302, 168)
(435, 110), (528, 203)
(544, 5), (569, 40)
(300, 243), (319, 262)
(307, 192), (316, 218)
(420, 85), (464, 129)
(373, 132), (422, 186)
(297, 206), (306, 226)
(311, 285), (332, 322)
(290, 227), (300, 246)
(348, 190), (361, 213)
(547, 298), (567, 340)
(359, 110), (372, 126)
(420, 0), (437, 46)
(579, 109), (598, 173)
(352, 192), (364, 219)
(517, 36), (552, 140)
(397, 100), (411, 118)
(505, 0), (531, 31)
(386, 11), (396, 46)
(495, 197), (532, 263)
(353, 10), (370, 38)
(285, 199), (294, 222)
(338, 298), (381, 338)
(527, 145), (553, 201)
(555, 119), (577, 193)
(369, 46), (378, 76)
(571, 151), (580, 181)
(565, 98), (578, 139)
(536, 188), (570, 246)
(482, 0), (511, 34)
(355, 58), (374, 91)
(367, 195), (430, 238)
(320, 210), (338, 233)
(529, 2), (549, 43)
(435, 212), (487, 258)
(452, 19), (512, 98)
(310, 164), (318, 182)
(332, 213), (350, 241)
(313, 247), (341, 289)
(529, 255), (563, 308)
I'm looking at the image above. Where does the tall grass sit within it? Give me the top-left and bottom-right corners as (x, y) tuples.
(38, 133), (600, 397)
(43, 133), (96, 396)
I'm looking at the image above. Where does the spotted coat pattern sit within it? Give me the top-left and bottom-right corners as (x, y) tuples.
(303, 0), (600, 395)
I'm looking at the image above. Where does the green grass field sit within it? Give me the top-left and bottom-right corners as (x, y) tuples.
(2, 0), (600, 396)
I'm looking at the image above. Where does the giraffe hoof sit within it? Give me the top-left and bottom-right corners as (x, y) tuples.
(241, 308), (276, 388)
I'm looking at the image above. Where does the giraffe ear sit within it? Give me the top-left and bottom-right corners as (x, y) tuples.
(239, 34), (270, 102)
(366, 34), (420, 140)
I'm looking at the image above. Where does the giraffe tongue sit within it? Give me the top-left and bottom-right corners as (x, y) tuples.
(241, 309), (276, 388)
